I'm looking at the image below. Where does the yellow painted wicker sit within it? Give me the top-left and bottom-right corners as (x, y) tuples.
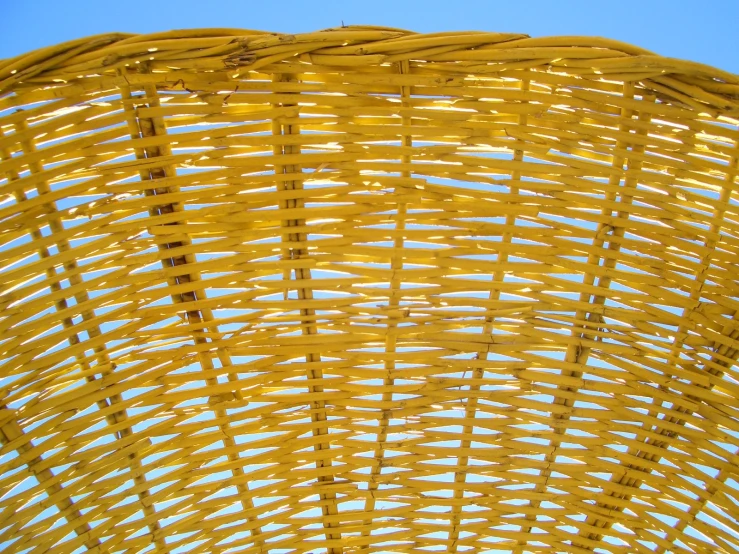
(0, 26), (738, 554)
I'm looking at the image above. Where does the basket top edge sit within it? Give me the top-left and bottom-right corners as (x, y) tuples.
(1, 26), (739, 116)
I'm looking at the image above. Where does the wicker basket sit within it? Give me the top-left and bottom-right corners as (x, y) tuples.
(1, 27), (738, 554)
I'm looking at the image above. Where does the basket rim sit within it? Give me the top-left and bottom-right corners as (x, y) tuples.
(2, 26), (738, 117)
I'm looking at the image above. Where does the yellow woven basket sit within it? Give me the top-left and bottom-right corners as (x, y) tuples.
(1, 26), (738, 554)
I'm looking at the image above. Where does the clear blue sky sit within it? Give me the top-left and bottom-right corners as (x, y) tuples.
(1, 0), (738, 73)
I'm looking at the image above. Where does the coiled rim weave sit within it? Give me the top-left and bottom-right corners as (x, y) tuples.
(0, 26), (738, 554)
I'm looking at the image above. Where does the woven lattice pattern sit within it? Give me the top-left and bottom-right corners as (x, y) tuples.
(1, 27), (738, 554)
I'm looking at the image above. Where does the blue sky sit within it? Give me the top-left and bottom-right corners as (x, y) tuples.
(1, 0), (739, 73)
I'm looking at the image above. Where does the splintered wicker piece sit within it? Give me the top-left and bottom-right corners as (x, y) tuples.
(1, 26), (739, 554)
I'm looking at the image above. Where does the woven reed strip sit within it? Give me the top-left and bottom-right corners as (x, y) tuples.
(119, 71), (266, 552)
(0, 27), (738, 554)
(567, 85), (656, 548)
(270, 71), (343, 552)
(0, 411), (100, 550)
(1, 118), (155, 552)
(450, 74), (535, 554)
(360, 59), (411, 547)
(599, 129), (739, 552)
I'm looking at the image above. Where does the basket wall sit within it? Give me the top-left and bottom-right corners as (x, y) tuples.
(1, 27), (739, 554)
